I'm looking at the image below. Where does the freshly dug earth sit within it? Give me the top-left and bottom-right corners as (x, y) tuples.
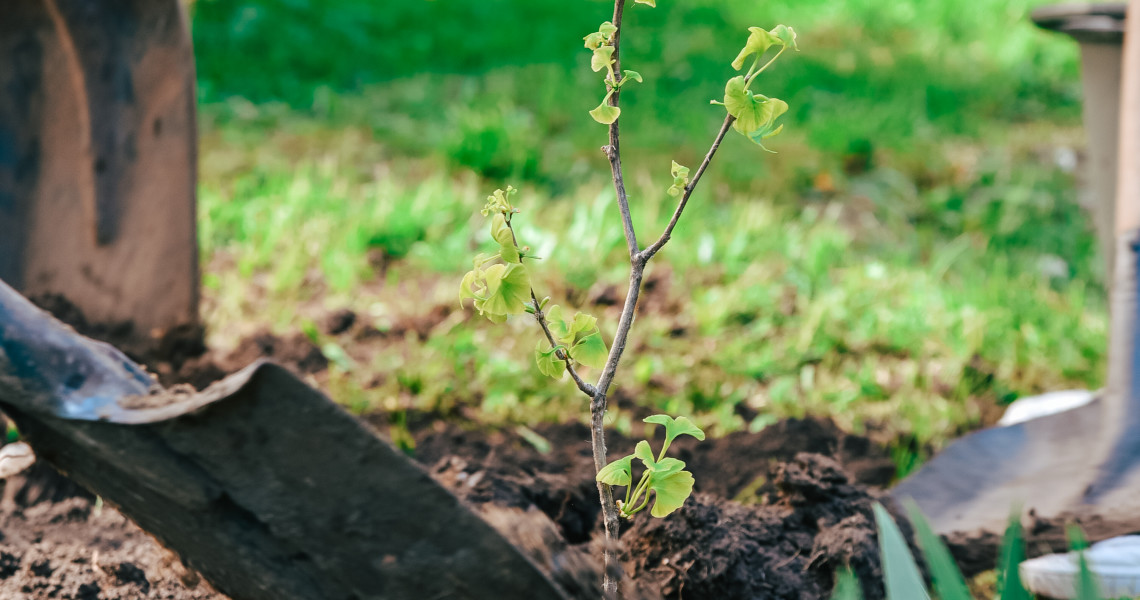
(0, 465), (224, 599)
(9, 297), (908, 599)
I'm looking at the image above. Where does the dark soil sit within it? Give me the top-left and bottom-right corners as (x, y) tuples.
(10, 297), (915, 599)
(0, 465), (224, 600)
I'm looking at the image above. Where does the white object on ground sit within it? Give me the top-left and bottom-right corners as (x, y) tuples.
(0, 442), (34, 478)
(1020, 535), (1140, 599)
(998, 390), (1096, 426)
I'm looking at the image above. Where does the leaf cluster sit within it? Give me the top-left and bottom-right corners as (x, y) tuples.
(535, 305), (607, 376)
(584, 20), (644, 125)
(714, 25), (798, 151)
(460, 187), (533, 322)
(596, 415), (705, 518)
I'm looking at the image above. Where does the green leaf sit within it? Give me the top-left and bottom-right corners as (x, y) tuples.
(459, 269), (480, 306)
(997, 510), (1030, 600)
(633, 440), (656, 468)
(644, 414), (706, 446)
(872, 503), (931, 600)
(650, 457), (686, 475)
(490, 213), (514, 247)
(724, 76), (789, 143)
(583, 31), (605, 50)
(771, 24), (798, 51)
(571, 330), (607, 368)
(570, 311), (598, 335)
(535, 341), (564, 378)
(668, 160), (690, 197)
(598, 21), (617, 37)
(591, 46), (615, 72)
(590, 102), (620, 125)
(648, 469), (694, 517)
(596, 454), (633, 486)
(831, 569), (864, 600)
(622, 70), (643, 84)
(731, 26), (780, 70)
(904, 500), (971, 600)
(1067, 525), (1100, 600)
(634, 0), (656, 6)
(545, 305), (571, 343)
(476, 263), (531, 316)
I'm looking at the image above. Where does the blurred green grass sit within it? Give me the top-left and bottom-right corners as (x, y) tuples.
(191, 0), (1103, 473)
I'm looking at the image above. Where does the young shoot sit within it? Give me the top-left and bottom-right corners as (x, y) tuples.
(596, 415), (705, 518)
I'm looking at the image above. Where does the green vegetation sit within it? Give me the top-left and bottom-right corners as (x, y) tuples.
(596, 415), (705, 519)
(190, 0), (1101, 474)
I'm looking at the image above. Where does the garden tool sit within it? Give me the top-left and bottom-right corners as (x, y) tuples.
(0, 279), (568, 600)
(0, 0), (199, 337)
(893, 0), (1140, 550)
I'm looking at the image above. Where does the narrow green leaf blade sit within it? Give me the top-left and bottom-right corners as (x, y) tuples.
(623, 70), (643, 83)
(872, 503), (930, 600)
(904, 500), (971, 600)
(831, 568), (864, 600)
(997, 510), (1030, 600)
(1067, 525), (1100, 600)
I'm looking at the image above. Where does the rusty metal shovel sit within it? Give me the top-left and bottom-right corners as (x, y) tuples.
(0, 279), (568, 600)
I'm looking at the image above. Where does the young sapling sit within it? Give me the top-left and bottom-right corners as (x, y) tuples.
(461, 2), (797, 595)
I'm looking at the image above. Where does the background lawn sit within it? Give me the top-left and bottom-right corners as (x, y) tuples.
(189, 0), (1104, 476)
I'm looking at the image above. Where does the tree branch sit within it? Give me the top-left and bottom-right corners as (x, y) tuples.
(640, 114), (735, 261)
(529, 290), (597, 398)
(604, 0), (638, 262)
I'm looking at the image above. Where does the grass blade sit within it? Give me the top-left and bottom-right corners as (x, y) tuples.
(997, 509), (1030, 600)
(903, 500), (972, 600)
(831, 568), (864, 600)
(1067, 524), (1101, 600)
(872, 502), (931, 600)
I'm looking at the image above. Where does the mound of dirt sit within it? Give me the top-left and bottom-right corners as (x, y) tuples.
(420, 421), (904, 600)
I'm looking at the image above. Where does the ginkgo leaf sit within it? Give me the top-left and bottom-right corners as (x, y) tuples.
(571, 330), (608, 368)
(534, 341), (564, 378)
(596, 453), (633, 486)
(644, 414), (706, 446)
(583, 31), (606, 50)
(545, 305), (571, 343)
(634, 0), (656, 6)
(724, 77), (788, 140)
(668, 160), (691, 197)
(649, 469), (695, 517)
(478, 263), (531, 316)
(598, 21), (617, 37)
(623, 70), (643, 84)
(490, 213), (514, 247)
(633, 440), (656, 468)
(650, 457), (686, 475)
(771, 24), (798, 51)
(731, 26), (780, 70)
(590, 102), (621, 125)
(570, 311), (598, 335)
(591, 46), (615, 72)
(459, 269), (481, 306)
